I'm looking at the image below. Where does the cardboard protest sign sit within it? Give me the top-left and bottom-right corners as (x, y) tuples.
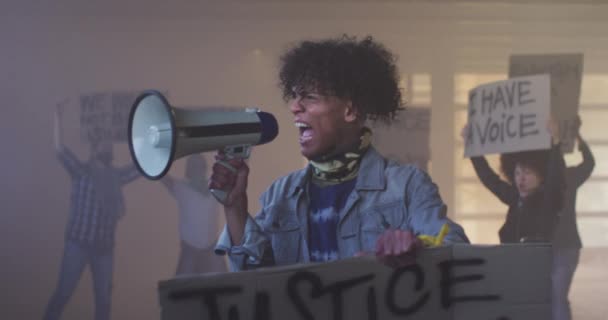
(159, 244), (551, 320)
(368, 107), (430, 171)
(509, 53), (583, 153)
(464, 75), (551, 158)
(80, 90), (168, 144)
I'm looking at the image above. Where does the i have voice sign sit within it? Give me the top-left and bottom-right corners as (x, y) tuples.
(464, 74), (551, 158)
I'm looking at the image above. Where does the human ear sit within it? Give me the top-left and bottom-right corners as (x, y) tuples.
(343, 100), (358, 123)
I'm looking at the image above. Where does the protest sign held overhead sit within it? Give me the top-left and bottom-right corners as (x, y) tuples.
(79, 90), (168, 144)
(464, 75), (551, 158)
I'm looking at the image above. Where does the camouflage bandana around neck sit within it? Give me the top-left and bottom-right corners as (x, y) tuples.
(309, 127), (372, 184)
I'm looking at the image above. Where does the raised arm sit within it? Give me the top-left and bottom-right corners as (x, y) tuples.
(470, 156), (517, 205)
(570, 116), (595, 188)
(117, 164), (141, 185)
(461, 123), (516, 205)
(571, 135), (595, 188)
(54, 102), (85, 177)
(54, 103), (64, 151)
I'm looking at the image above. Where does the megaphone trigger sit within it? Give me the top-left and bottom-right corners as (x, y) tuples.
(209, 189), (228, 204)
(217, 159), (238, 174)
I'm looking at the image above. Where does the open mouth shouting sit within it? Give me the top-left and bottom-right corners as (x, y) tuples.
(295, 121), (313, 144)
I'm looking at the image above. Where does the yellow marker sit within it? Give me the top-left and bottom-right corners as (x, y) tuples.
(417, 223), (450, 247)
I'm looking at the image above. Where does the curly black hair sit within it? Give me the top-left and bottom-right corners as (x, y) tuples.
(278, 34), (404, 123)
(500, 149), (550, 184)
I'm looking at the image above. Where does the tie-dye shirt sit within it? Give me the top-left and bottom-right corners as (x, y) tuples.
(308, 179), (357, 262)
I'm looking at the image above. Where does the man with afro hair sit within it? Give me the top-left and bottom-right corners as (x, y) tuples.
(211, 35), (468, 270)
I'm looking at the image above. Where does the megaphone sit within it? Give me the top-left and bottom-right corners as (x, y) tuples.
(128, 90), (278, 202)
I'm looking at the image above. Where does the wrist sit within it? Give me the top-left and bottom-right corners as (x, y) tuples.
(224, 195), (248, 216)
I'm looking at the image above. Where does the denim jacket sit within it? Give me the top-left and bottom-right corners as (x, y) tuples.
(215, 147), (469, 271)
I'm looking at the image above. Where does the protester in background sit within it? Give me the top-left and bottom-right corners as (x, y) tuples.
(552, 115), (595, 320)
(161, 154), (226, 275)
(211, 34), (469, 271)
(464, 119), (565, 244)
(43, 104), (140, 320)
(464, 119), (569, 320)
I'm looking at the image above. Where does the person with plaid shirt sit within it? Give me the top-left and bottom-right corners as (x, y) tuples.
(43, 104), (140, 320)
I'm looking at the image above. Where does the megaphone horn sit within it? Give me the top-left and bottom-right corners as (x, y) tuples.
(128, 90), (279, 201)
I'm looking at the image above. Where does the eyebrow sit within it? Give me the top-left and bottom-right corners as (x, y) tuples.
(291, 88), (316, 98)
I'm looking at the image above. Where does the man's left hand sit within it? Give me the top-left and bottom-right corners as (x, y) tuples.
(374, 229), (423, 268)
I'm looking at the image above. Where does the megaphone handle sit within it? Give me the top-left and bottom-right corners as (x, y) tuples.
(210, 160), (238, 204)
(210, 189), (228, 204)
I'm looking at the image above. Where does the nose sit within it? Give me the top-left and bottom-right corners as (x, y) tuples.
(514, 175), (523, 185)
(289, 96), (304, 115)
